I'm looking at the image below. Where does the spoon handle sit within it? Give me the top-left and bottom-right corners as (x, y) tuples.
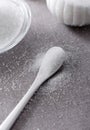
(0, 76), (42, 130)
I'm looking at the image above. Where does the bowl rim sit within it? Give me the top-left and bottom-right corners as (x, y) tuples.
(0, 0), (31, 54)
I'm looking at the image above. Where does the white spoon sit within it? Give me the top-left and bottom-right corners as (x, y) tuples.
(0, 46), (66, 130)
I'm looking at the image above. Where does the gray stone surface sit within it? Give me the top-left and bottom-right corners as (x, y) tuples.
(0, 0), (90, 130)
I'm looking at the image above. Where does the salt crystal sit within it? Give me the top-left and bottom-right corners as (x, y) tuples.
(0, 88), (2, 91)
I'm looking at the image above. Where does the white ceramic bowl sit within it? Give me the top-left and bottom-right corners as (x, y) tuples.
(0, 0), (31, 53)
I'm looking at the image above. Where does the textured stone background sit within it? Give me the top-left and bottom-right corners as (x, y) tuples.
(0, 0), (90, 130)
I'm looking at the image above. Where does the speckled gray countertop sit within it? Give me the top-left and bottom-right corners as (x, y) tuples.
(0, 0), (90, 130)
